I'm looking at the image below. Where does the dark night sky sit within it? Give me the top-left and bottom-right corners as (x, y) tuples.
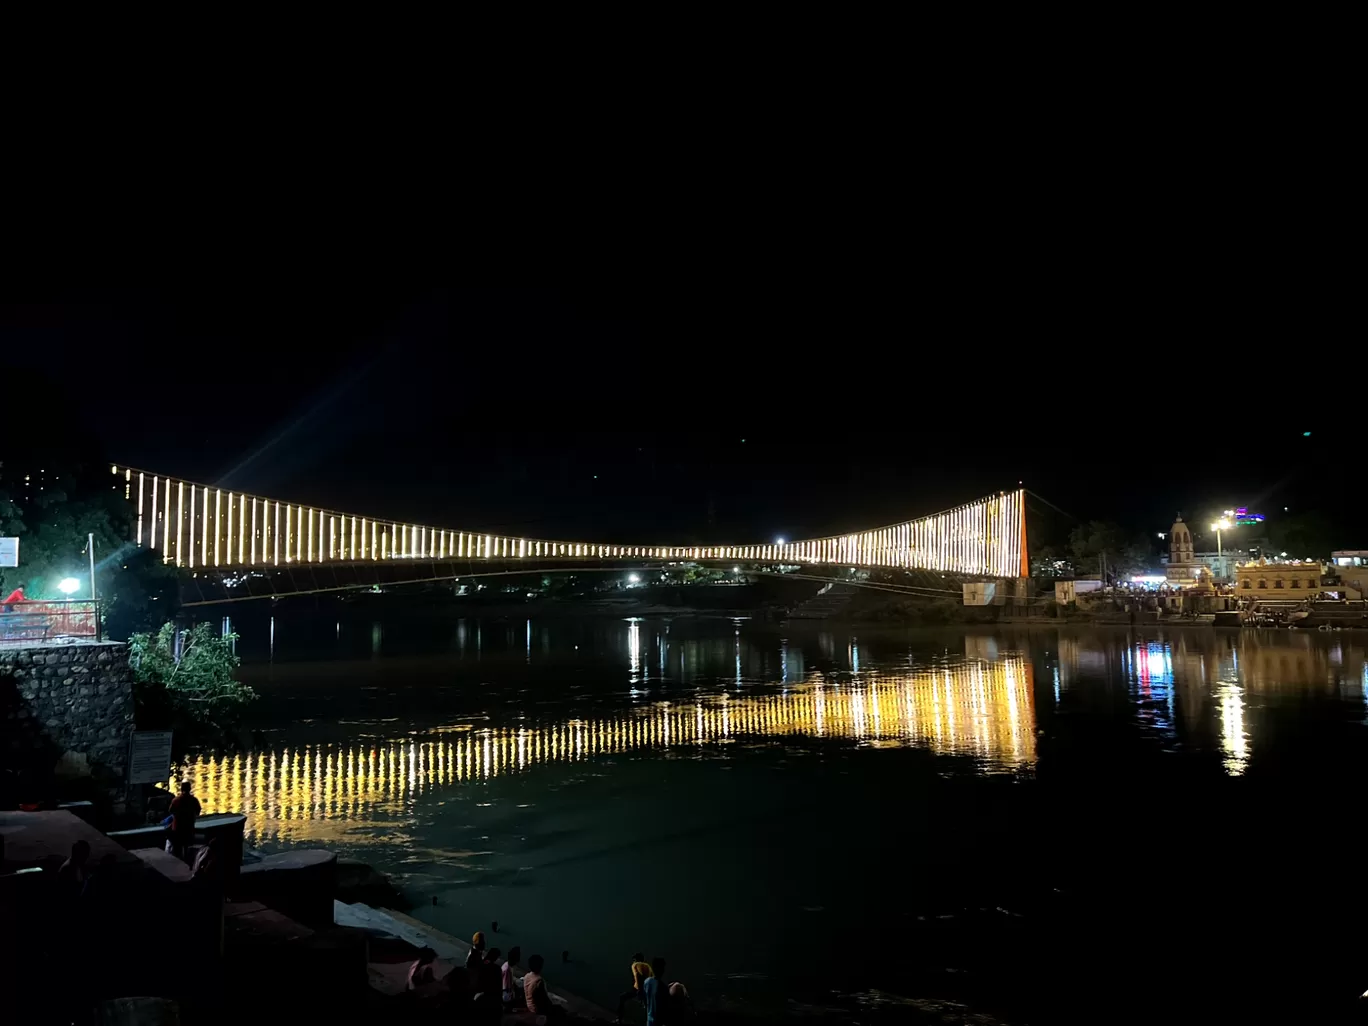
(1, 288), (1358, 551)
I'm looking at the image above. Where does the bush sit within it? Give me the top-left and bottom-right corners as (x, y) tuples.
(128, 622), (256, 737)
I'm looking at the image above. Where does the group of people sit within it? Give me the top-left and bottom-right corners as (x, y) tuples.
(53, 779), (215, 899)
(407, 931), (562, 1022)
(406, 931), (689, 1024)
(616, 954), (686, 1025)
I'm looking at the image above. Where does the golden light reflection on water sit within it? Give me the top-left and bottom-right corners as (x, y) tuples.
(176, 656), (1034, 847)
(1217, 680), (1248, 776)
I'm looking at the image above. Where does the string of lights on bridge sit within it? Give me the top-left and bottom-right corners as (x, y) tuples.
(114, 466), (1027, 578)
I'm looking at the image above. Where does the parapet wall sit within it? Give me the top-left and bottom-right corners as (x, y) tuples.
(0, 641), (134, 796)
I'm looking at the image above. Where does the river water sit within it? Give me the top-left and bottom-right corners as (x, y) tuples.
(178, 613), (1368, 1023)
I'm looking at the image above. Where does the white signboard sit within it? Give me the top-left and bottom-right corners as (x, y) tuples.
(128, 730), (174, 785)
(0, 537), (17, 568)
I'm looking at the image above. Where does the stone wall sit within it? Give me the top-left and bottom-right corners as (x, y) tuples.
(0, 641), (134, 796)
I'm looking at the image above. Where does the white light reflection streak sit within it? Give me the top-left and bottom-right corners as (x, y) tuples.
(628, 619), (641, 682)
(1218, 681), (1248, 776)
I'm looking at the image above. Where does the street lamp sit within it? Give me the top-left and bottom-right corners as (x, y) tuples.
(58, 577), (81, 596)
(1210, 518), (1232, 558)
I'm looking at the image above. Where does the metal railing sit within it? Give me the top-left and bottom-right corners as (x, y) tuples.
(0, 600), (100, 646)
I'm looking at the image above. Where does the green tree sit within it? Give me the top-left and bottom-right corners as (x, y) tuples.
(128, 622), (256, 737)
(1068, 521), (1154, 583)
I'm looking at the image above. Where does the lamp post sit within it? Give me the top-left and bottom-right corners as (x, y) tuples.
(1210, 519), (1231, 558)
(1211, 515), (1234, 580)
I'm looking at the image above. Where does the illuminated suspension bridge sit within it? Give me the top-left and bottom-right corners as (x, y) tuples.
(112, 465), (1028, 580)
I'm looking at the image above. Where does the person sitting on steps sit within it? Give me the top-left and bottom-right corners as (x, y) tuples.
(523, 953), (567, 1022)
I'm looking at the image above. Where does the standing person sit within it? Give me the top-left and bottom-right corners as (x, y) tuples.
(2, 585), (23, 612)
(474, 948), (503, 1022)
(480, 949), (502, 991)
(465, 930), (486, 971)
(641, 957), (668, 1026)
(523, 954), (566, 1021)
(443, 958), (473, 1005)
(615, 953), (653, 1022)
(167, 780), (201, 861)
(501, 945), (522, 1009)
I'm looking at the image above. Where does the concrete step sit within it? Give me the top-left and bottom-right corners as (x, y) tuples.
(788, 584), (858, 619)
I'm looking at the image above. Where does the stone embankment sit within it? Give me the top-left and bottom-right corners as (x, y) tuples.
(1, 641), (135, 796)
